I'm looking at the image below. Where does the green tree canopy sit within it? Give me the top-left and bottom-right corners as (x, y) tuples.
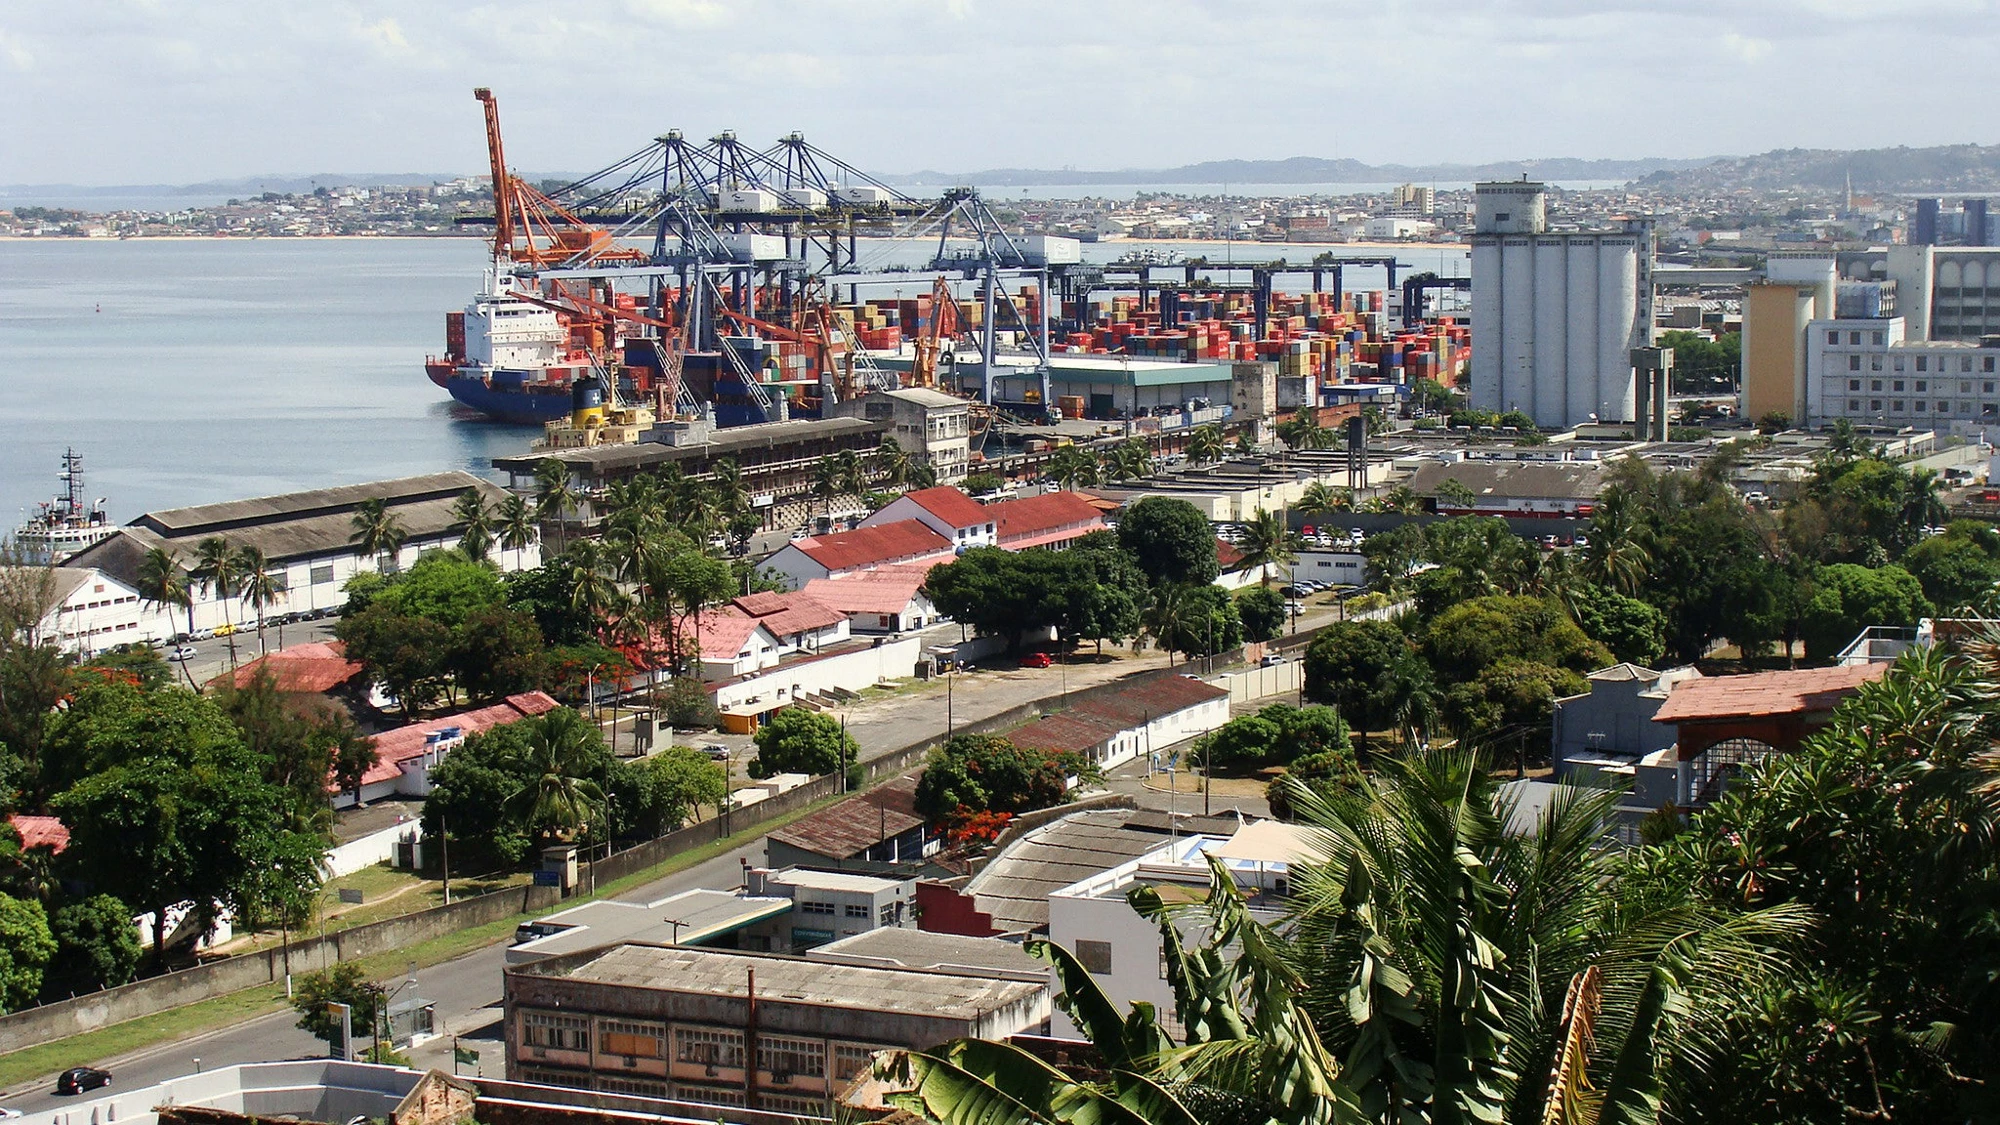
(370, 551), (505, 627)
(44, 894), (141, 999)
(1421, 594), (1610, 685)
(0, 893), (54, 1011)
(1303, 619), (1410, 751)
(1116, 497), (1220, 587)
(749, 708), (857, 779)
(1899, 521), (2000, 611)
(1569, 583), (1668, 667)
(1234, 585), (1286, 643)
(912, 735), (1093, 824)
(1799, 562), (1931, 662)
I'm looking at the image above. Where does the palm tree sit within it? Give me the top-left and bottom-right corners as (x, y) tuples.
(349, 498), (407, 573)
(1142, 584), (1193, 667)
(1294, 481), (1351, 518)
(1047, 445), (1101, 490)
(811, 456), (844, 524)
(1277, 407), (1333, 451)
(504, 709), (606, 842)
(873, 435), (914, 489)
(192, 535), (242, 667)
(1103, 439), (1153, 482)
(835, 449), (866, 496)
(1281, 749), (1809, 1125)
(1236, 507), (1300, 586)
(1581, 500), (1652, 596)
(1377, 644), (1441, 748)
(452, 488), (495, 565)
(881, 867), (1346, 1125)
(563, 539), (625, 626)
(496, 494), (537, 569)
(1185, 424), (1225, 466)
(135, 547), (197, 686)
(1380, 484), (1425, 515)
(533, 460), (580, 554)
(234, 544), (282, 657)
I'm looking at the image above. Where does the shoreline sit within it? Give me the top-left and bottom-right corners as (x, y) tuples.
(0, 232), (1469, 252)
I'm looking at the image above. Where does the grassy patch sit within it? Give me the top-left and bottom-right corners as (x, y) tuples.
(0, 987), (287, 1092)
(1, 789), (852, 1086)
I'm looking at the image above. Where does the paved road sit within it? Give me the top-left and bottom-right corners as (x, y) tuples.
(5, 591), (1362, 1107)
(0, 844), (766, 1112)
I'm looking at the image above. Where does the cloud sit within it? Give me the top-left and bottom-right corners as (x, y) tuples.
(1721, 30), (1775, 62)
(1, 0), (1997, 184)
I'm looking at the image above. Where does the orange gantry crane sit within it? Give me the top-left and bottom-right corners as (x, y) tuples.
(909, 276), (964, 388)
(473, 87), (647, 269)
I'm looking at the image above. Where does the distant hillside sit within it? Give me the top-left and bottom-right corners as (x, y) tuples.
(886, 155), (1717, 188)
(1639, 144), (2000, 193)
(0, 173), (472, 201)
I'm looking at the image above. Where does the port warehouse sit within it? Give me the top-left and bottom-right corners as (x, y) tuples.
(64, 472), (537, 636)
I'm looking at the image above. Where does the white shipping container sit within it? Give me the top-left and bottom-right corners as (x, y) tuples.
(719, 189), (781, 213)
(721, 233), (786, 262)
(780, 187), (828, 208)
(833, 185), (894, 205)
(1023, 235), (1082, 266)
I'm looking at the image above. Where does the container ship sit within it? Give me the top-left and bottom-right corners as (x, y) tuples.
(425, 268), (657, 425)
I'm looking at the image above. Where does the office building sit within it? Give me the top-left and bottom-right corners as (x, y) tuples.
(1740, 255), (1838, 423)
(1807, 316), (2000, 429)
(1468, 181), (1654, 430)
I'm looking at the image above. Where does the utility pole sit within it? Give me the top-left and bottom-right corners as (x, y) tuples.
(440, 814), (451, 906)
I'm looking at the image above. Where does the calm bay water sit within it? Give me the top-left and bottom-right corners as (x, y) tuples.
(0, 236), (1468, 528)
(0, 237), (529, 527)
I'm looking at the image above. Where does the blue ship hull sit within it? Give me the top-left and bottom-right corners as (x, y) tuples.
(442, 377), (574, 424)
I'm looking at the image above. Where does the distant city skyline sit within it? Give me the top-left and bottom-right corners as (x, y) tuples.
(4, 0), (1996, 186)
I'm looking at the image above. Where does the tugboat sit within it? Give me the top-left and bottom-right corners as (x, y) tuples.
(15, 448), (114, 564)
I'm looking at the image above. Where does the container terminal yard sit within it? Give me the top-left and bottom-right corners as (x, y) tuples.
(427, 89), (1465, 458)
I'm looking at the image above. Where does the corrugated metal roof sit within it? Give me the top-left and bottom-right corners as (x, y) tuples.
(769, 776), (925, 860)
(1404, 460), (1606, 502)
(962, 810), (1169, 933)
(988, 491), (1103, 545)
(902, 487), (990, 530)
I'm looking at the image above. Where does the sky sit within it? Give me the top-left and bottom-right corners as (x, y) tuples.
(3, 0), (1998, 185)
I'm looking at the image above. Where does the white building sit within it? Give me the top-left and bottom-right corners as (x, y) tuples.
(761, 519), (955, 590)
(826, 388), (973, 483)
(16, 566), (177, 656)
(1007, 673), (1232, 773)
(1468, 181), (1654, 430)
(1045, 821), (1312, 1040)
(65, 472), (536, 634)
(859, 487), (997, 549)
(1807, 315), (2000, 430)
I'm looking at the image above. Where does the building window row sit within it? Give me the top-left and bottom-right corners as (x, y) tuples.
(756, 1033), (828, 1080)
(674, 1026), (746, 1069)
(798, 900), (837, 915)
(522, 1011), (590, 1052)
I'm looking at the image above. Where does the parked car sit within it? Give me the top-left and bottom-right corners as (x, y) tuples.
(1019, 652), (1054, 669)
(1261, 654), (1289, 668)
(167, 645), (198, 662)
(0, 1107), (26, 1118)
(700, 744), (732, 761)
(56, 1068), (111, 1096)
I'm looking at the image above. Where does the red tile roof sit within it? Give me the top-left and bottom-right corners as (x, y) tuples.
(732, 591), (848, 638)
(769, 775), (926, 858)
(209, 641), (362, 694)
(802, 566), (936, 616)
(796, 520), (954, 574)
(355, 691), (561, 788)
(678, 608), (768, 663)
(902, 487), (991, 530)
(1216, 539), (1246, 568)
(9, 814), (68, 855)
(1009, 713), (1121, 754)
(989, 491), (1104, 546)
(1652, 664), (1886, 725)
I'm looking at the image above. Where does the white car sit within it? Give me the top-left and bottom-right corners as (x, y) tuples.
(167, 645), (198, 662)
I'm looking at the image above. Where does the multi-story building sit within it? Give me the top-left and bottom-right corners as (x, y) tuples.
(502, 943), (1049, 1111)
(1468, 181), (1655, 431)
(827, 388), (971, 483)
(1806, 316), (2000, 430)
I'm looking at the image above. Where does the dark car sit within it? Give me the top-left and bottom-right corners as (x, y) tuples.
(56, 1067), (111, 1095)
